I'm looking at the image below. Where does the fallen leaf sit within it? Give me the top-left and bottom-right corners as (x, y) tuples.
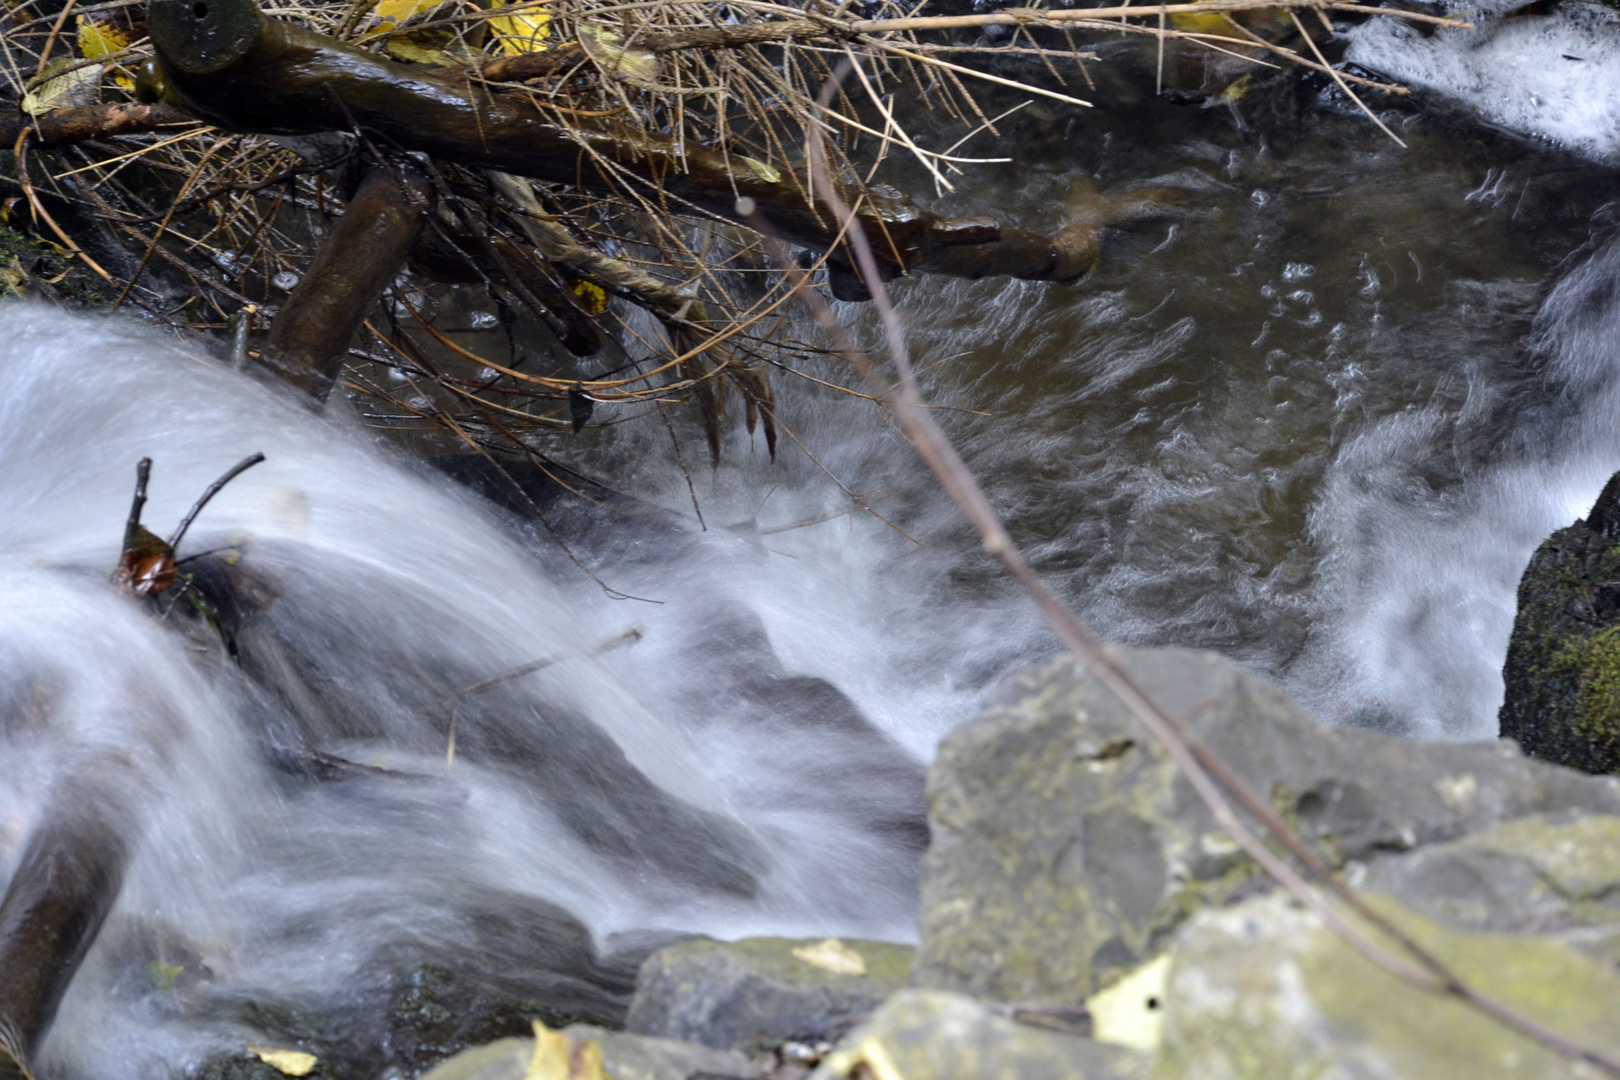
(570, 278), (607, 315)
(489, 0), (552, 57)
(577, 23), (659, 86)
(248, 1046), (318, 1077)
(523, 1020), (607, 1080)
(21, 58), (102, 116)
(820, 1035), (903, 1080)
(112, 524), (178, 597)
(1215, 74), (1253, 106)
(1085, 953), (1170, 1052)
(792, 938), (867, 976)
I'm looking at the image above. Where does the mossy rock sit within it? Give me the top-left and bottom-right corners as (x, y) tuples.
(1500, 470), (1620, 773)
(1159, 891), (1620, 1080)
(0, 223), (115, 308)
(914, 648), (1620, 1006)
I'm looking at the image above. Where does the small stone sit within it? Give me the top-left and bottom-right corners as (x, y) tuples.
(626, 936), (911, 1057)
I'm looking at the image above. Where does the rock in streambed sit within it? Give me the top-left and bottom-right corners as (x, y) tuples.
(1501, 469), (1620, 773)
(340, 646), (1620, 1080)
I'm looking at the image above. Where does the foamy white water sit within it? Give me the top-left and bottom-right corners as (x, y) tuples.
(0, 304), (935, 1078)
(1347, 2), (1620, 162)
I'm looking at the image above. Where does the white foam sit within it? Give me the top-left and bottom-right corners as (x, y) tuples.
(1346, 4), (1620, 162)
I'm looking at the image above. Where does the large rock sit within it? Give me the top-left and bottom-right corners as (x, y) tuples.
(1362, 811), (1620, 966)
(1501, 470), (1620, 773)
(417, 1028), (760, 1080)
(1158, 891), (1620, 1080)
(913, 647), (1620, 1003)
(809, 989), (1147, 1080)
(625, 937), (912, 1057)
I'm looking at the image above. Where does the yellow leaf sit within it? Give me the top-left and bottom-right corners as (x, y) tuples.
(21, 58), (101, 116)
(1215, 73), (1253, 106)
(489, 0), (551, 57)
(76, 16), (129, 60)
(0, 257), (26, 297)
(821, 1036), (903, 1080)
(384, 37), (456, 65)
(523, 1021), (607, 1080)
(1085, 953), (1170, 1053)
(577, 23), (659, 86)
(365, 0), (467, 65)
(1168, 10), (1229, 35)
(792, 938), (867, 976)
(248, 1047), (319, 1077)
(367, 0), (439, 32)
(570, 278), (607, 315)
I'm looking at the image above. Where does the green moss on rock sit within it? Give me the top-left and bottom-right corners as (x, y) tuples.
(1159, 891), (1620, 1080)
(0, 222), (115, 307)
(1499, 472), (1620, 773)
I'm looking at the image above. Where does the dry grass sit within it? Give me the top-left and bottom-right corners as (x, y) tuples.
(0, 0), (1447, 467)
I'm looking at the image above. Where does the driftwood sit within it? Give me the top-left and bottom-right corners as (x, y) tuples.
(261, 160), (433, 399)
(145, 0), (1099, 285)
(0, 781), (129, 1080)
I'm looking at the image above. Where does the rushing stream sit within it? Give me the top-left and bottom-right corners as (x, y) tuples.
(7, 10), (1620, 1077)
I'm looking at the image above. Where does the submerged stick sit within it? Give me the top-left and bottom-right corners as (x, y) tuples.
(260, 160), (433, 399)
(0, 781), (130, 1080)
(145, 0), (1095, 285)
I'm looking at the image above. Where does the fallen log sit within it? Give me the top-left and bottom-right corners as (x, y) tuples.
(145, 0), (1100, 284)
(261, 159), (433, 399)
(0, 780), (130, 1080)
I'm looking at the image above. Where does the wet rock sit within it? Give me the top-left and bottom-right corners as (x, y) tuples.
(913, 647), (1620, 1004)
(625, 937), (913, 1058)
(416, 1029), (760, 1080)
(416, 1038), (529, 1080)
(809, 989), (1147, 1080)
(1158, 891), (1620, 1080)
(193, 1052), (322, 1080)
(564, 1025), (761, 1080)
(1363, 811), (1620, 965)
(1500, 470), (1620, 773)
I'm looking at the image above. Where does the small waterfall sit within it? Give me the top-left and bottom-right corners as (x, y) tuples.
(0, 304), (929, 1078)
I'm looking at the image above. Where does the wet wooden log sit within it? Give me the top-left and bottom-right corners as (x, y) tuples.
(145, 0), (1099, 284)
(0, 784), (129, 1080)
(261, 159), (434, 399)
(0, 102), (195, 150)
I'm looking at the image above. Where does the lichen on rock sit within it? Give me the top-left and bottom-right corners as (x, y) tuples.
(1158, 891), (1620, 1080)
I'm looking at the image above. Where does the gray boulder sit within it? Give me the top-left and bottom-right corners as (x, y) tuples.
(913, 647), (1620, 1003)
(416, 1028), (760, 1080)
(808, 989), (1146, 1080)
(1362, 810), (1620, 965)
(1158, 890), (1620, 1080)
(626, 937), (912, 1057)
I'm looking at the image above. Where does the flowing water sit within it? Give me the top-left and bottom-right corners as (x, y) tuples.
(6, 11), (1620, 1077)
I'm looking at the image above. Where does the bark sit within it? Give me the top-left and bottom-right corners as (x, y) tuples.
(0, 102), (194, 150)
(145, 0), (1100, 284)
(261, 159), (433, 399)
(0, 782), (130, 1080)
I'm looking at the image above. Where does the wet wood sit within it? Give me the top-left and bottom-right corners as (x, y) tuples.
(146, 0), (1097, 284)
(0, 102), (194, 150)
(478, 44), (586, 83)
(261, 160), (434, 399)
(0, 784), (129, 1080)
